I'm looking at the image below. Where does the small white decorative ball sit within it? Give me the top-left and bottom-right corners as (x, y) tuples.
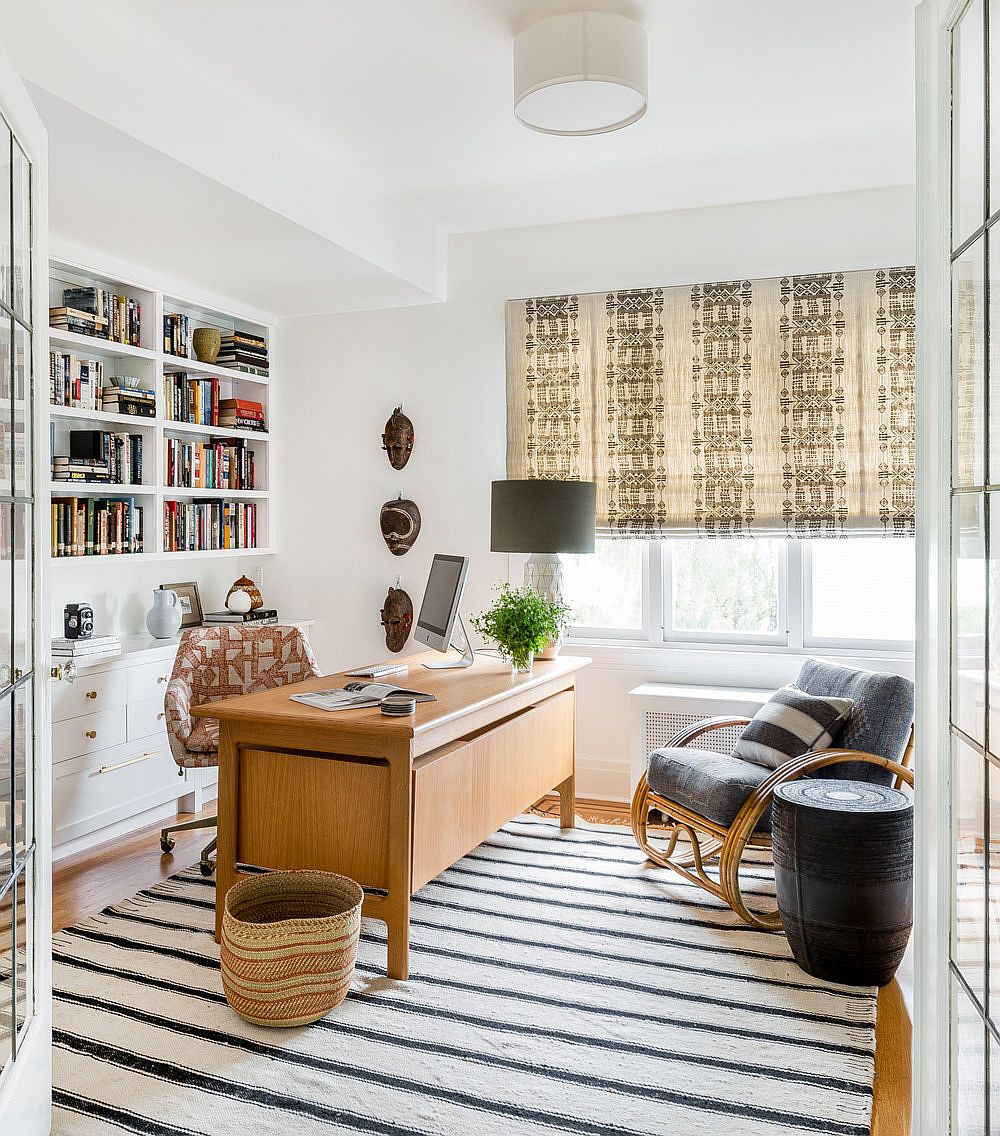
(226, 589), (252, 614)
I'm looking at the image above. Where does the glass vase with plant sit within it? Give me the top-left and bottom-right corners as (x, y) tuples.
(471, 584), (572, 673)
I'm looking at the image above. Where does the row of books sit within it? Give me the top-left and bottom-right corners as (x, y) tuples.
(163, 437), (256, 490)
(52, 496), (145, 557)
(51, 286), (142, 347)
(163, 313), (191, 358)
(163, 499), (258, 552)
(51, 635), (122, 663)
(219, 398), (266, 432)
(53, 429), (144, 484)
(165, 374), (219, 425)
(49, 351), (105, 410)
(216, 331), (268, 377)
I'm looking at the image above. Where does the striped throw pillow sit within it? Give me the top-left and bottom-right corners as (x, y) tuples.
(734, 686), (854, 770)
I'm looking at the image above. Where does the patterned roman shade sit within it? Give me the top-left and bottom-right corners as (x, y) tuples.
(505, 268), (916, 537)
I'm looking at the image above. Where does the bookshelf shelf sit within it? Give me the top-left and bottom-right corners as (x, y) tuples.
(47, 257), (274, 563)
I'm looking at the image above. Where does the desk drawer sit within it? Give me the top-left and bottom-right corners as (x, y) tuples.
(54, 736), (179, 846)
(411, 689), (575, 891)
(128, 659), (175, 703)
(52, 668), (128, 723)
(53, 707), (127, 764)
(128, 696), (167, 741)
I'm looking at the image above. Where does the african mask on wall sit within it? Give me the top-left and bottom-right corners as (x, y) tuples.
(382, 406), (414, 470)
(380, 496), (421, 556)
(380, 586), (413, 653)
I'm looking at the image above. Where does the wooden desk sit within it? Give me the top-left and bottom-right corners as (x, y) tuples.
(194, 652), (590, 979)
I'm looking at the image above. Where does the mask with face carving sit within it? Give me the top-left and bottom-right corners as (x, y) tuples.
(380, 586), (413, 653)
(382, 406), (414, 470)
(379, 497), (421, 556)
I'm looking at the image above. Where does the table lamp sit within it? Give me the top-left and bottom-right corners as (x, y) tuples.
(490, 479), (597, 602)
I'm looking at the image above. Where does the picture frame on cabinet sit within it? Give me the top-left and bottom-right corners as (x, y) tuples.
(160, 581), (203, 628)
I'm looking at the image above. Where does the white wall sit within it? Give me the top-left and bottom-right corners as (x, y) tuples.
(271, 185), (918, 797)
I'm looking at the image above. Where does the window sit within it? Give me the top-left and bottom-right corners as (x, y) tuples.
(563, 537), (916, 650)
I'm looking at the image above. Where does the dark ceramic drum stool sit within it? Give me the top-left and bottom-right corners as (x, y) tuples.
(772, 779), (913, 987)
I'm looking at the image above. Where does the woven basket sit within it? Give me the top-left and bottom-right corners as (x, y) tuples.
(220, 870), (363, 1027)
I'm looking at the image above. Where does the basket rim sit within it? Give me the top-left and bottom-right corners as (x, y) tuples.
(224, 869), (364, 927)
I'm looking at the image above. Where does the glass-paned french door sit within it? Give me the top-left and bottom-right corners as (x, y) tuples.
(0, 104), (35, 1086)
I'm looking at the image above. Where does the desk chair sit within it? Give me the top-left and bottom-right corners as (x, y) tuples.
(630, 659), (915, 928)
(161, 624), (321, 874)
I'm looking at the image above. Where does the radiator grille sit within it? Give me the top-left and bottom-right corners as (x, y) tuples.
(643, 711), (744, 755)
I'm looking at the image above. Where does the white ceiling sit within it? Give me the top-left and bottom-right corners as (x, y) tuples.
(0, 0), (917, 314)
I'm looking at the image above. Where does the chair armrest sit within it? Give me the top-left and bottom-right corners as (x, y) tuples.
(163, 677), (193, 765)
(664, 715), (753, 749)
(726, 747), (915, 845)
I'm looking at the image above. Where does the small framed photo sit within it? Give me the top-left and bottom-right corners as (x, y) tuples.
(160, 581), (203, 628)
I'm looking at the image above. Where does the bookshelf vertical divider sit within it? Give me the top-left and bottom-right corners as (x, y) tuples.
(47, 257), (275, 562)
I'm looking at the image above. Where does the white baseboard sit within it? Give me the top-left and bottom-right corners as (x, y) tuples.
(576, 754), (630, 802)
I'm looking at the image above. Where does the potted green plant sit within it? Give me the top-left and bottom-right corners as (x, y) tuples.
(471, 584), (572, 673)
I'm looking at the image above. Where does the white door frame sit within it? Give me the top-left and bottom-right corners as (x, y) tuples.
(0, 31), (50, 1136)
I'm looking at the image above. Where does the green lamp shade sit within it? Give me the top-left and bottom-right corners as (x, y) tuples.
(490, 479), (597, 554)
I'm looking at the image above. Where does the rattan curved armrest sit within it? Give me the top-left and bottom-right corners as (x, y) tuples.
(725, 748), (915, 849)
(664, 715), (753, 749)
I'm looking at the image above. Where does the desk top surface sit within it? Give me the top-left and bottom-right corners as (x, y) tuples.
(192, 651), (590, 748)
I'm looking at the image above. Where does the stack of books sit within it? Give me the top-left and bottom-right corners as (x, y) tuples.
(102, 385), (156, 418)
(52, 455), (112, 484)
(164, 374), (219, 425)
(52, 496), (144, 557)
(203, 608), (278, 626)
(49, 351), (105, 409)
(163, 313), (190, 357)
(52, 429), (144, 484)
(219, 398), (267, 432)
(164, 436), (254, 490)
(61, 286), (141, 347)
(49, 306), (108, 339)
(51, 634), (122, 664)
(217, 332), (268, 376)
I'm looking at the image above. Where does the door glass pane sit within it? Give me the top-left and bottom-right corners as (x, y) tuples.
(0, 121), (9, 309)
(12, 324), (29, 497)
(955, 736), (987, 1000)
(954, 494), (987, 746)
(0, 314), (10, 501)
(562, 538), (643, 630)
(13, 862), (30, 1039)
(988, 760), (1000, 1028)
(0, 885), (10, 1072)
(953, 972), (988, 1134)
(955, 240), (986, 488)
(954, 0), (986, 247)
(11, 140), (28, 324)
(13, 682), (30, 860)
(12, 505), (30, 681)
(0, 505), (9, 694)
(671, 539), (779, 635)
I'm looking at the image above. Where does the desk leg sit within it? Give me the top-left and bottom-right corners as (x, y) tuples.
(214, 723), (239, 943)
(385, 751), (413, 980)
(557, 771), (576, 830)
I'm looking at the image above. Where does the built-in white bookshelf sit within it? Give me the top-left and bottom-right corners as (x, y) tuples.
(47, 258), (274, 562)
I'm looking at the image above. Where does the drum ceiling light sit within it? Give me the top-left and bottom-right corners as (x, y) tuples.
(513, 11), (648, 136)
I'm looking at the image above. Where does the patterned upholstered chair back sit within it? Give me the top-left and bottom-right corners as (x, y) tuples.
(164, 625), (321, 767)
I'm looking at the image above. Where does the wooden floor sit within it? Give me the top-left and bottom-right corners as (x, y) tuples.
(53, 798), (911, 1136)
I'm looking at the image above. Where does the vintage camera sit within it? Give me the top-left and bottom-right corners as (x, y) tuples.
(64, 602), (94, 640)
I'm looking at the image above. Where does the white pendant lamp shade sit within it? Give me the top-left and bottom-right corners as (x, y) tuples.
(513, 11), (648, 136)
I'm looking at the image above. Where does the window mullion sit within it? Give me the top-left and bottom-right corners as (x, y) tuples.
(786, 540), (805, 649)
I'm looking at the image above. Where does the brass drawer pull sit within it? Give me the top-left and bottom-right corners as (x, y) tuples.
(86, 690), (98, 699)
(96, 752), (155, 775)
(85, 730), (97, 739)
(157, 711), (165, 720)
(157, 675), (169, 684)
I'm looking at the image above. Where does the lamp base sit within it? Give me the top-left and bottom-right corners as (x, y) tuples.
(524, 552), (564, 604)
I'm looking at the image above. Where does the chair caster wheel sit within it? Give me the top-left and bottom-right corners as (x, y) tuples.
(200, 861), (216, 877)
(160, 836), (176, 854)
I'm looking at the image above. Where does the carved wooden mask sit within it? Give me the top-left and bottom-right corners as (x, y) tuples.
(380, 586), (413, 653)
(382, 406), (414, 470)
(380, 497), (421, 556)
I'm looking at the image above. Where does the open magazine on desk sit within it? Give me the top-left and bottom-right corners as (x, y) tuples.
(289, 681), (437, 712)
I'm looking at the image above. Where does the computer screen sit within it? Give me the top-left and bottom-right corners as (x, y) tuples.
(415, 554), (469, 650)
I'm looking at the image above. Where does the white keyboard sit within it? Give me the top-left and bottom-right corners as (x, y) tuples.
(345, 662), (409, 679)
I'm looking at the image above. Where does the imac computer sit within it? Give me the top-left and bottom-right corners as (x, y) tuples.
(414, 554), (474, 669)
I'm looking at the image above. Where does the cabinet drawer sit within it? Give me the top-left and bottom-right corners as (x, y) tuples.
(54, 736), (180, 846)
(128, 696), (167, 742)
(411, 689), (575, 892)
(52, 707), (127, 764)
(52, 668), (128, 723)
(128, 658), (175, 703)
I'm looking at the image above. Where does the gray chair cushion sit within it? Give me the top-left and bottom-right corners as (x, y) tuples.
(647, 747), (774, 832)
(795, 658), (915, 785)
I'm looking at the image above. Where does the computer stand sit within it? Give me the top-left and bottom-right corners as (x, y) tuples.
(422, 612), (476, 669)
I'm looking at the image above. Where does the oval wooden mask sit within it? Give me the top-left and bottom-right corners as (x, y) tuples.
(380, 497), (421, 556)
(382, 407), (414, 470)
(380, 586), (413, 653)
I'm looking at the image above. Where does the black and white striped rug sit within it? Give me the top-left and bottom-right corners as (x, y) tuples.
(52, 816), (878, 1136)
